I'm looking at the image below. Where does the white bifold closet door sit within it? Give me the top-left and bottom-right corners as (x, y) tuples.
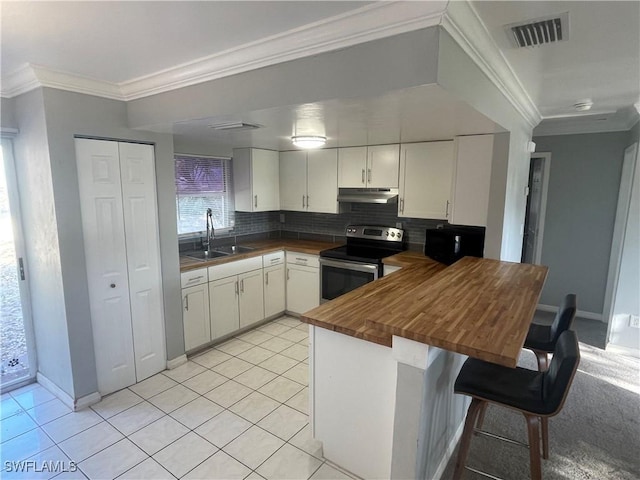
(75, 138), (166, 395)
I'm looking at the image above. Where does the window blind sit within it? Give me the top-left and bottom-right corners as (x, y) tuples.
(174, 154), (235, 235)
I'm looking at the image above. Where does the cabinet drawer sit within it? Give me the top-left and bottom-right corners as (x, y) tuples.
(263, 250), (285, 267)
(181, 267), (208, 288)
(208, 256), (263, 281)
(286, 251), (319, 268)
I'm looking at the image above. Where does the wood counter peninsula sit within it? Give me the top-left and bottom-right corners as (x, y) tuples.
(301, 256), (548, 480)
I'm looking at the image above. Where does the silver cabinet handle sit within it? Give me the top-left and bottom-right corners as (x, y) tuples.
(302, 195), (305, 208)
(446, 200), (450, 217)
(240, 279), (244, 293)
(400, 198), (404, 214)
(306, 195), (309, 209)
(254, 195), (258, 208)
(367, 168), (372, 184)
(187, 275), (204, 285)
(295, 257), (308, 263)
(265, 271), (269, 285)
(287, 268), (290, 280)
(235, 281), (239, 295)
(184, 295), (189, 311)
(361, 169), (365, 184)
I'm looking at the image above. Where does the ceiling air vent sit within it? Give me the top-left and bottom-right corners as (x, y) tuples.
(506, 12), (569, 48)
(208, 121), (262, 131)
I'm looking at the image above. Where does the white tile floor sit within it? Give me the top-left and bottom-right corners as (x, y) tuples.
(0, 316), (356, 480)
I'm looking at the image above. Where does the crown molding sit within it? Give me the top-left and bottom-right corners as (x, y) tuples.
(533, 107), (640, 136)
(441, 1), (542, 129)
(1, 64), (123, 100)
(118, 1), (448, 100)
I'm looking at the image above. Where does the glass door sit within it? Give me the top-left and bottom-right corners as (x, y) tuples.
(1, 138), (36, 389)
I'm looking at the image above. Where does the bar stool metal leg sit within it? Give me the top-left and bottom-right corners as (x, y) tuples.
(453, 398), (486, 480)
(534, 351), (549, 371)
(525, 414), (542, 480)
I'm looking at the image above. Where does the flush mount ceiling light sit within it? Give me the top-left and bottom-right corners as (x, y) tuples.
(573, 99), (593, 111)
(291, 135), (326, 149)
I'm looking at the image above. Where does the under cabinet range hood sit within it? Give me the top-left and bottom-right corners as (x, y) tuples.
(337, 188), (399, 204)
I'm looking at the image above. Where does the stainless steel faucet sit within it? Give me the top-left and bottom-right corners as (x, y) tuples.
(205, 208), (215, 251)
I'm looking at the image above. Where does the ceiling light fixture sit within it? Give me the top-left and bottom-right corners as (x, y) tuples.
(291, 135), (326, 149)
(573, 99), (593, 112)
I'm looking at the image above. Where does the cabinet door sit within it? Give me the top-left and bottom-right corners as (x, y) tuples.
(286, 265), (319, 315)
(210, 276), (240, 340)
(368, 144), (400, 188)
(399, 142), (453, 219)
(264, 264), (285, 318)
(450, 135), (494, 227)
(182, 284), (211, 351)
(118, 142), (166, 382)
(338, 147), (367, 188)
(252, 149), (280, 211)
(280, 151), (307, 211)
(307, 149), (338, 214)
(239, 269), (265, 329)
(75, 138), (136, 395)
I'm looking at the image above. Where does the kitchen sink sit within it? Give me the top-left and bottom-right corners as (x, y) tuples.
(182, 250), (229, 260)
(213, 245), (255, 255)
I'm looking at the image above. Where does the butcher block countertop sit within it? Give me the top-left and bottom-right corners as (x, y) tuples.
(180, 239), (339, 272)
(302, 256), (548, 368)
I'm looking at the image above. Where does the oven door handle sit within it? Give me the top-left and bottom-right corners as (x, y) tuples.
(319, 258), (380, 277)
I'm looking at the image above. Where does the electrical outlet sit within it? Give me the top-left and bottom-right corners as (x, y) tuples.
(629, 315), (640, 328)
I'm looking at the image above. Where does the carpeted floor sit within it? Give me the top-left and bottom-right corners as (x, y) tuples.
(441, 314), (640, 479)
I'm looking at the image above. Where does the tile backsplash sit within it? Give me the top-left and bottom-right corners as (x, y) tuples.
(179, 204), (446, 251)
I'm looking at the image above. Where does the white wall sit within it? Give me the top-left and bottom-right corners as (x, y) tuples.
(435, 29), (535, 262)
(12, 89), (75, 397)
(609, 142), (639, 350)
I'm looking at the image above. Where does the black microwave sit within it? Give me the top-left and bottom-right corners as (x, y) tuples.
(424, 225), (486, 265)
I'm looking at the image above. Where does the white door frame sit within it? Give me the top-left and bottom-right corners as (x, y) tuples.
(604, 142), (638, 336)
(527, 152), (551, 265)
(1, 136), (37, 390)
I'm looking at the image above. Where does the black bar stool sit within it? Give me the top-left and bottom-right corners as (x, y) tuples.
(524, 294), (577, 371)
(453, 330), (580, 480)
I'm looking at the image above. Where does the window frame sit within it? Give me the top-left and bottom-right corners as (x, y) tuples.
(174, 153), (235, 239)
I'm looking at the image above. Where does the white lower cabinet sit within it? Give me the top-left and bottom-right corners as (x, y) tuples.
(264, 251), (286, 318)
(238, 269), (265, 329)
(286, 252), (320, 315)
(209, 256), (264, 341)
(182, 283), (211, 351)
(209, 276), (241, 341)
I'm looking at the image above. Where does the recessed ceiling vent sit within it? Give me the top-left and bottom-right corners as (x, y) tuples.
(208, 121), (262, 131)
(506, 12), (569, 48)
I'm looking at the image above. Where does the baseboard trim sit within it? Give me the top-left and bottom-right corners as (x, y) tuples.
(166, 354), (187, 370)
(37, 372), (101, 411)
(433, 411), (467, 480)
(606, 343), (640, 359)
(537, 304), (604, 322)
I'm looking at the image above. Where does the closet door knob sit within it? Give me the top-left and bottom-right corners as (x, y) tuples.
(110, 283), (116, 288)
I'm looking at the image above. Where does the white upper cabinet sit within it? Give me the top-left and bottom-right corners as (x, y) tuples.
(280, 151), (307, 211)
(398, 141), (454, 220)
(450, 135), (494, 227)
(338, 147), (368, 187)
(307, 149), (338, 213)
(233, 148), (280, 212)
(338, 145), (399, 189)
(367, 144), (400, 188)
(280, 149), (338, 213)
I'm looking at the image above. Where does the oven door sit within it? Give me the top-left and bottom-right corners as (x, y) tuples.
(319, 258), (379, 303)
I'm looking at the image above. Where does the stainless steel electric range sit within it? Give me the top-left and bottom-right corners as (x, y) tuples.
(319, 225), (405, 303)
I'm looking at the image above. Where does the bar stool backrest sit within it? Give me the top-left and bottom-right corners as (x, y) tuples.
(542, 330), (580, 416)
(550, 294), (577, 344)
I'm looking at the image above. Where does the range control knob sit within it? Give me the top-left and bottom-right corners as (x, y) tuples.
(385, 231), (389, 236)
(397, 233), (402, 239)
(390, 232), (395, 237)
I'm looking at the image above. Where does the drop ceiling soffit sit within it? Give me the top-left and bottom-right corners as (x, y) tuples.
(0, 1), (540, 128)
